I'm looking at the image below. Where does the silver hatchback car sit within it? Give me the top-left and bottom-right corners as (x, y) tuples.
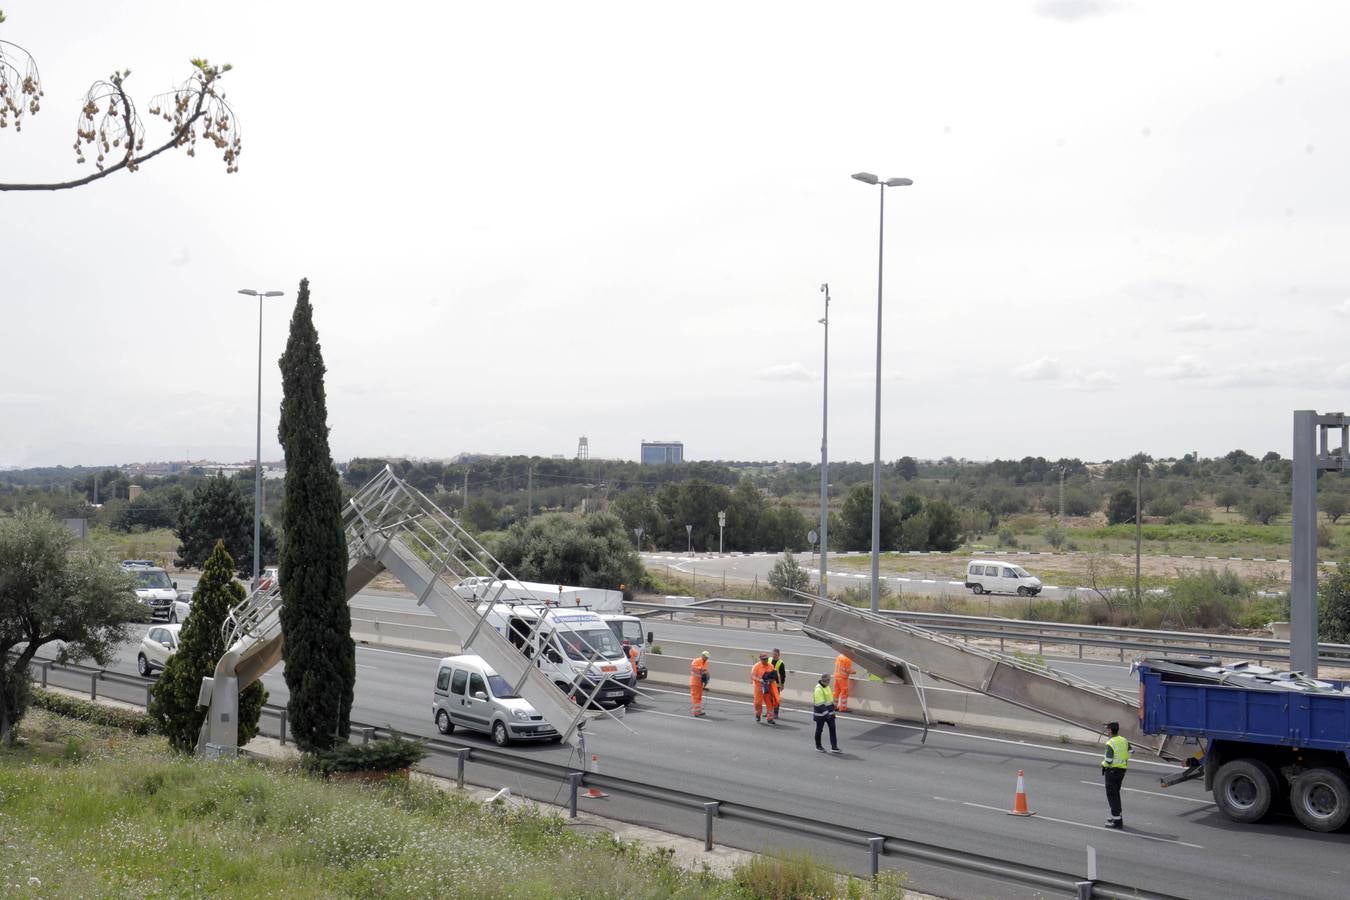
(137, 624), (181, 677)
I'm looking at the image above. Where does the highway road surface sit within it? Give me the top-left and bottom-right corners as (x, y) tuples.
(48, 579), (1350, 900)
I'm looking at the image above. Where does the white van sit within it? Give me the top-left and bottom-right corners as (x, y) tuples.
(456, 577), (624, 613)
(965, 560), (1043, 596)
(479, 602), (636, 706)
(601, 614), (648, 679)
(432, 654), (559, 745)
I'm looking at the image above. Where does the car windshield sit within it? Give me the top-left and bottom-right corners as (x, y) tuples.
(1013, 567), (1032, 578)
(133, 570), (173, 589)
(487, 674), (518, 699)
(558, 627), (623, 660)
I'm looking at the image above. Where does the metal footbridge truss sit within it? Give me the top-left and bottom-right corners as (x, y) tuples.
(804, 597), (1187, 759)
(198, 466), (622, 755)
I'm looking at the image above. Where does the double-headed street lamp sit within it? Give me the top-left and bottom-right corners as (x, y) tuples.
(851, 172), (913, 613)
(238, 288), (285, 587)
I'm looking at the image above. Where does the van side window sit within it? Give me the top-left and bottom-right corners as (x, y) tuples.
(1002, 567), (1016, 578)
(971, 565), (984, 576)
(451, 669), (468, 695)
(468, 673), (487, 698)
(436, 667), (451, 692)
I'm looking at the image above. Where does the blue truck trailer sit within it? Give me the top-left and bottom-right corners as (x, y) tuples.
(1138, 657), (1350, 831)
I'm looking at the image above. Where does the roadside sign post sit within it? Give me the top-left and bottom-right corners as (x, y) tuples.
(717, 510), (726, 554)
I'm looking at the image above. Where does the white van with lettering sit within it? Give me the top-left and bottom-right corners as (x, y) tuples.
(432, 654), (559, 746)
(965, 560), (1042, 596)
(478, 603), (637, 706)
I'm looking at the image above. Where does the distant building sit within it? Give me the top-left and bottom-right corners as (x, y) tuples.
(641, 441), (684, 465)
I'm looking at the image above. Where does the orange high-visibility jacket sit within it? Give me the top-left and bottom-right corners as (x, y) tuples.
(691, 656), (709, 682)
(751, 660), (778, 692)
(834, 654), (854, 679)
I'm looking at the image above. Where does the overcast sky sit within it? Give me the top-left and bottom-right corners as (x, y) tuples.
(3, 1), (1347, 469)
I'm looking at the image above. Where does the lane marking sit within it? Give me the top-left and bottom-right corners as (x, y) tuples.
(932, 797), (1204, 848)
(1078, 781), (1213, 805)
(638, 687), (1178, 769)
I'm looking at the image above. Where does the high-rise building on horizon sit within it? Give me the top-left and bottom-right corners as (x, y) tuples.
(640, 440), (683, 465)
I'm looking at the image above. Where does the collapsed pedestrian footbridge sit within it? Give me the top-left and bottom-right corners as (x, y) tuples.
(196, 467), (621, 755)
(803, 597), (1187, 759)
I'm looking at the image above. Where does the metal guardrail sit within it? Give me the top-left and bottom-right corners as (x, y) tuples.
(27, 654), (1183, 899)
(625, 598), (1350, 668)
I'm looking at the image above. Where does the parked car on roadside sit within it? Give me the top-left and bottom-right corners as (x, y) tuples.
(964, 559), (1043, 596)
(137, 624), (181, 677)
(168, 592), (192, 624)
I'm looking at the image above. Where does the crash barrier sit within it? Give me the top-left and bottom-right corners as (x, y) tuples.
(625, 598), (1350, 668)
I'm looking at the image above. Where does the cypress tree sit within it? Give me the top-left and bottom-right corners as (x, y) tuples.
(276, 278), (353, 752)
(149, 540), (266, 753)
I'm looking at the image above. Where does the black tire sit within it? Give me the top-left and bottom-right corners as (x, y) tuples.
(971, 584), (985, 595)
(435, 709), (454, 735)
(1291, 767), (1350, 832)
(1212, 759), (1277, 823)
(137, 653), (152, 678)
(1017, 586), (1032, 597)
(491, 720), (510, 747)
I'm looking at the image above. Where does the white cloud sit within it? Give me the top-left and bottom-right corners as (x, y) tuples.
(1013, 357), (1064, 381)
(1151, 356), (1211, 381)
(754, 363), (814, 382)
(1069, 371), (1118, 391)
(1037, 0), (1121, 23)
(1333, 299), (1350, 316)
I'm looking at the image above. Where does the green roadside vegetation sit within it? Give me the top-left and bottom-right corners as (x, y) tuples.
(0, 709), (906, 899)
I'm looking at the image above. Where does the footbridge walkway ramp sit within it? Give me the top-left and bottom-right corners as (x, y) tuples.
(804, 597), (1187, 759)
(197, 467), (606, 755)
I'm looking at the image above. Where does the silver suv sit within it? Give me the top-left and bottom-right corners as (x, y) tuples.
(121, 562), (179, 620)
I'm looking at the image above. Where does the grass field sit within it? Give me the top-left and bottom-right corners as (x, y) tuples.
(0, 710), (906, 899)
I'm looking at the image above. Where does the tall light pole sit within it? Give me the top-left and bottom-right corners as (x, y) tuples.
(818, 283), (831, 601)
(852, 172), (913, 614)
(238, 288), (285, 588)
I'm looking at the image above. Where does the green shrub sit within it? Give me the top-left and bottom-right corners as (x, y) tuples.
(997, 527), (1017, 548)
(733, 849), (839, 900)
(301, 734), (428, 776)
(31, 689), (157, 735)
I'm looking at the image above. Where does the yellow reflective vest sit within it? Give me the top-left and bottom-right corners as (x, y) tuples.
(1103, 734), (1130, 770)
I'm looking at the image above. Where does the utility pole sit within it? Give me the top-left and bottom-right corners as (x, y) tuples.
(1058, 466), (1066, 519)
(1135, 468), (1142, 600)
(526, 464), (533, 518)
(463, 470), (469, 512)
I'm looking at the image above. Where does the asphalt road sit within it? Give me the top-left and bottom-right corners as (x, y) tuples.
(644, 552), (1076, 602)
(58, 584), (1349, 900)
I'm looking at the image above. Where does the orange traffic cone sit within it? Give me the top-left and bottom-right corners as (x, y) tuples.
(583, 753), (608, 799)
(1007, 769), (1036, 817)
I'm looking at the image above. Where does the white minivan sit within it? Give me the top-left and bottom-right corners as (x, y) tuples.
(601, 614), (648, 679)
(965, 560), (1043, 596)
(432, 654), (559, 746)
(479, 603), (637, 706)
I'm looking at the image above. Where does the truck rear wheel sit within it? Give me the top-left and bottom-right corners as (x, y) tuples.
(1291, 767), (1350, 832)
(1213, 759), (1276, 823)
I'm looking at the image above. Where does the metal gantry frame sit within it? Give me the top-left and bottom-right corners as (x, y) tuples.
(1291, 410), (1350, 677)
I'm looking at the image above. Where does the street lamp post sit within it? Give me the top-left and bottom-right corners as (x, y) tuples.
(852, 172), (912, 613)
(238, 288), (285, 588)
(818, 283), (830, 600)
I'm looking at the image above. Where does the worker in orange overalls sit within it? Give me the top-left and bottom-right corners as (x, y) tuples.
(690, 650), (710, 716)
(751, 653), (780, 724)
(833, 652), (855, 712)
